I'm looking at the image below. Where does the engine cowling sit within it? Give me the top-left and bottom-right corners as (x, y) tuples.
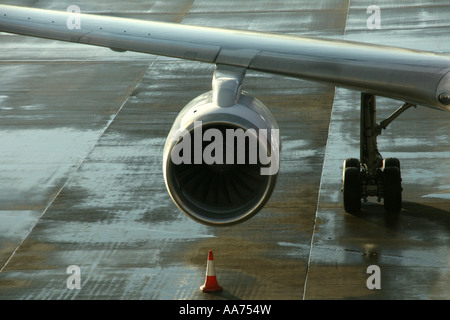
(163, 90), (280, 226)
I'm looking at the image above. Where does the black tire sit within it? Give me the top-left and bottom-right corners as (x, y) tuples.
(383, 166), (402, 213)
(344, 158), (360, 169)
(383, 157), (400, 170)
(343, 167), (361, 213)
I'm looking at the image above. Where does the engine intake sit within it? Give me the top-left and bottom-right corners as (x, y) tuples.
(163, 91), (279, 226)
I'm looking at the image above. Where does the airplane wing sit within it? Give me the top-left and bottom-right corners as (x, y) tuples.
(0, 4), (449, 111)
(1, 4), (449, 226)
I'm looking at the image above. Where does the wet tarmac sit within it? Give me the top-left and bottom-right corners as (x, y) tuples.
(0, 0), (448, 300)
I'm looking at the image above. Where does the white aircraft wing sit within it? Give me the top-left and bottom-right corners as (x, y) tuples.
(0, 4), (449, 111)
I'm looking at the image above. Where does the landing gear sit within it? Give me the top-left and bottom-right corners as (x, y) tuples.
(383, 158), (402, 213)
(341, 93), (413, 214)
(342, 158), (361, 213)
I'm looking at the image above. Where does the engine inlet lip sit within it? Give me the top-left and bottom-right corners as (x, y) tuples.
(164, 121), (278, 226)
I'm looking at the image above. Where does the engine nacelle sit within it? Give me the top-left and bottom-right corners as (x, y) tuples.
(163, 90), (280, 226)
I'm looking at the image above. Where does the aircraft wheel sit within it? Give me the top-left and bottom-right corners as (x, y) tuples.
(383, 157), (400, 169)
(344, 158), (360, 169)
(343, 167), (361, 213)
(383, 166), (402, 213)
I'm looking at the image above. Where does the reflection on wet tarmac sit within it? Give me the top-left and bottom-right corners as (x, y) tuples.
(0, 0), (449, 300)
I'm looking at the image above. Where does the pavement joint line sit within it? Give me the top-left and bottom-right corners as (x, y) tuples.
(301, 88), (337, 300)
(0, 59), (156, 273)
(302, 0), (350, 295)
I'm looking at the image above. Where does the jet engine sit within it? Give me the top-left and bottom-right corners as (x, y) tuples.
(163, 84), (280, 226)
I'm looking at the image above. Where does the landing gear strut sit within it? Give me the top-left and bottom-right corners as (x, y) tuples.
(342, 93), (415, 214)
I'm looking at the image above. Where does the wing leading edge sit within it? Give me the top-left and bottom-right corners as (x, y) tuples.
(0, 4), (449, 111)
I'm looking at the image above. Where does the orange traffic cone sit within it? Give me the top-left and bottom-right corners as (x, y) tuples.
(200, 250), (223, 292)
